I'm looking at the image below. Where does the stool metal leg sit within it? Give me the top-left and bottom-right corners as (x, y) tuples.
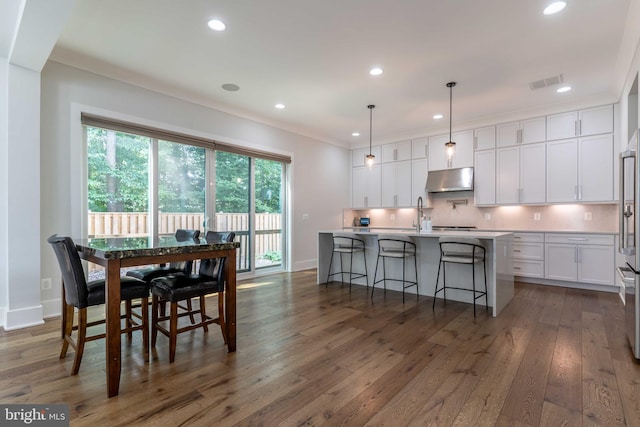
(326, 249), (335, 286)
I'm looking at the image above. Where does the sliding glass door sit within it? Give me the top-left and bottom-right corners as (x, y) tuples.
(85, 124), (287, 275)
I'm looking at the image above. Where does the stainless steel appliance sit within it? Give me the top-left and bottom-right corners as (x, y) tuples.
(618, 129), (640, 359)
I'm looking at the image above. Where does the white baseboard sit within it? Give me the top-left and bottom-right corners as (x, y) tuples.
(42, 298), (62, 319)
(3, 304), (44, 331)
(292, 259), (317, 272)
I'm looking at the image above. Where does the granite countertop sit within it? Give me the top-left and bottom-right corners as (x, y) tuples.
(341, 227), (617, 235)
(326, 229), (512, 239)
(74, 236), (239, 259)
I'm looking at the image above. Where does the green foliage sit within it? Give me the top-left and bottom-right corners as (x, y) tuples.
(261, 251), (282, 262)
(87, 127), (283, 215)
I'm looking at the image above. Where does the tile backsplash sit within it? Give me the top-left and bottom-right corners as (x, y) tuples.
(346, 193), (618, 232)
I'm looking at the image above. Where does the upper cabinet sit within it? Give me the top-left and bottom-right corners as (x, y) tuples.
(382, 140), (412, 163)
(546, 104), (613, 141)
(474, 149), (496, 205)
(352, 165), (381, 208)
(546, 134), (614, 203)
(474, 126), (496, 151)
(411, 137), (429, 159)
(428, 130), (474, 171)
(352, 146), (381, 167)
(496, 117), (546, 148)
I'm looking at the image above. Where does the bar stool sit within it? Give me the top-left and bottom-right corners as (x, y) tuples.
(371, 234), (418, 303)
(433, 236), (487, 317)
(326, 233), (368, 291)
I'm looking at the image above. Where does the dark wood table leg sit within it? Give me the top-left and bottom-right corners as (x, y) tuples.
(224, 249), (237, 352)
(105, 259), (122, 397)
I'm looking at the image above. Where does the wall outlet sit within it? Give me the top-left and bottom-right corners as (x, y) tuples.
(585, 212), (592, 221)
(390, 214), (396, 221)
(533, 213), (541, 221)
(302, 213), (309, 220)
(41, 278), (52, 290)
(484, 213), (491, 220)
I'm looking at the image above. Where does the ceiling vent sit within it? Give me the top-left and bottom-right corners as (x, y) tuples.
(529, 74), (564, 90)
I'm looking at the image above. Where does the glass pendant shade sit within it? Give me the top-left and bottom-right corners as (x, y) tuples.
(445, 82), (456, 164)
(366, 104), (375, 167)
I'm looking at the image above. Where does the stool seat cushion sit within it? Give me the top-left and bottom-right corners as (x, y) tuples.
(440, 254), (484, 264)
(86, 277), (149, 307)
(151, 273), (223, 302)
(379, 248), (414, 258)
(334, 245), (364, 253)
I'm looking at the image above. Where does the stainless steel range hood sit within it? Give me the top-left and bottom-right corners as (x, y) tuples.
(425, 167), (474, 193)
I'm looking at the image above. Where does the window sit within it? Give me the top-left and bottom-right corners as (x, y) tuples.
(84, 116), (289, 274)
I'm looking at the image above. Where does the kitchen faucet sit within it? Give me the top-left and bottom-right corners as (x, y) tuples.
(416, 196), (424, 232)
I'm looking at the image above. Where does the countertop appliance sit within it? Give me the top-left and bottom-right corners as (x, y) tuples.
(618, 130), (640, 359)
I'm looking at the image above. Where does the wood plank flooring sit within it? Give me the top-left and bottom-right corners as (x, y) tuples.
(1, 270), (639, 426)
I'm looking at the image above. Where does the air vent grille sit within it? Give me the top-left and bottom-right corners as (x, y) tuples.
(529, 74), (564, 90)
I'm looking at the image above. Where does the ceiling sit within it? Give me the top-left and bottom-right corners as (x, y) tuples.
(49, 0), (634, 148)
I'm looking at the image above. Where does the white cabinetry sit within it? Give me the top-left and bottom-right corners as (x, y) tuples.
(352, 165), (381, 208)
(412, 138), (429, 159)
(546, 104), (613, 141)
(474, 149), (495, 205)
(352, 146), (381, 167)
(496, 117), (546, 147)
(382, 141), (412, 163)
(546, 134), (613, 203)
(411, 158), (429, 203)
(382, 161), (412, 207)
(512, 233), (544, 278)
(496, 142), (545, 204)
(474, 126), (496, 151)
(544, 234), (614, 286)
(428, 130), (474, 170)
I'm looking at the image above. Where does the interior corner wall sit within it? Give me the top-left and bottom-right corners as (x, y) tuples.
(39, 60), (350, 314)
(3, 63), (44, 330)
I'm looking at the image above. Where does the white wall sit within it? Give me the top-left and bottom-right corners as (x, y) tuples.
(39, 60), (350, 317)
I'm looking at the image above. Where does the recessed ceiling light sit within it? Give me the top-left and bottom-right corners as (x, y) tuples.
(275, 103), (285, 109)
(369, 67), (383, 76)
(433, 114), (444, 119)
(557, 85), (572, 93)
(543, 1), (567, 15)
(352, 132), (360, 137)
(207, 19), (226, 31)
(221, 83), (240, 91)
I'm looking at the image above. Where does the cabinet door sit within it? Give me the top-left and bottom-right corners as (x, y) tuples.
(352, 146), (381, 167)
(412, 138), (429, 159)
(381, 163), (397, 206)
(365, 165), (381, 207)
(578, 245), (614, 286)
(545, 243), (578, 281)
(451, 130), (474, 168)
(382, 141), (412, 163)
(497, 122), (519, 148)
(520, 143), (546, 203)
(520, 117), (546, 144)
(496, 146), (520, 204)
(428, 134), (450, 171)
(352, 167), (367, 207)
(411, 158), (428, 203)
(579, 105), (613, 136)
(578, 134), (613, 202)
(396, 160), (412, 206)
(474, 126), (496, 151)
(474, 149), (495, 205)
(547, 111), (578, 141)
(546, 139), (578, 202)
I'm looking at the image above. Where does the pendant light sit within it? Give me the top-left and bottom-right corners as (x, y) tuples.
(365, 104), (376, 167)
(445, 82), (456, 167)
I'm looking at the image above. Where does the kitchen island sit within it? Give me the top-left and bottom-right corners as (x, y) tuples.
(318, 229), (514, 316)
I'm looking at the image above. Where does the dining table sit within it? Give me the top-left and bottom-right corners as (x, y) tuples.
(74, 234), (240, 397)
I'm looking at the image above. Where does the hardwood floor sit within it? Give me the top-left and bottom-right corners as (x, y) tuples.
(1, 269), (639, 426)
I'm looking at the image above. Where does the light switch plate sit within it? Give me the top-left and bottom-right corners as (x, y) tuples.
(584, 212), (592, 221)
(484, 213), (491, 220)
(533, 213), (541, 221)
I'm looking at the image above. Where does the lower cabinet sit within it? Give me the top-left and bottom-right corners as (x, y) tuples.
(512, 233), (544, 278)
(544, 233), (614, 286)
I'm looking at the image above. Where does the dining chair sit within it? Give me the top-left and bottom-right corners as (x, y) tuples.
(47, 235), (150, 374)
(150, 231), (236, 362)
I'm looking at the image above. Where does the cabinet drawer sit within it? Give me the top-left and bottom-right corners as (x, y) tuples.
(544, 233), (614, 246)
(513, 260), (544, 278)
(513, 242), (544, 260)
(512, 232), (544, 243)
